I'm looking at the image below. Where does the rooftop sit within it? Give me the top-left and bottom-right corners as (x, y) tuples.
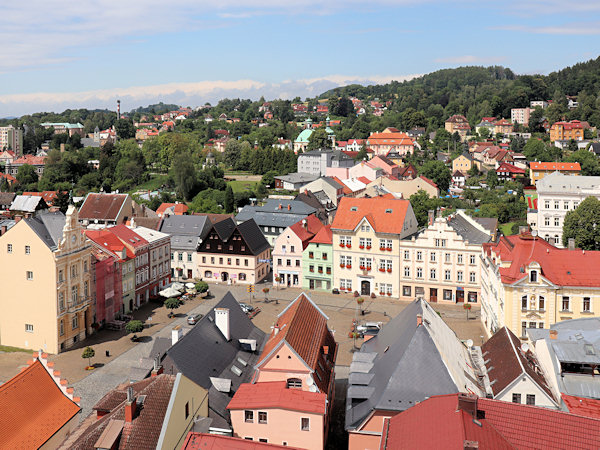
(79, 193), (130, 222)
(331, 197), (411, 234)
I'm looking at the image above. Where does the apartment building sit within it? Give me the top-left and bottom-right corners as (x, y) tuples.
(549, 120), (586, 142)
(511, 107), (532, 126)
(0, 125), (23, 154)
(110, 225), (150, 307)
(529, 161), (581, 186)
(131, 226), (171, 296)
(302, 225), (333, 292)
(0, 206), (92, 354)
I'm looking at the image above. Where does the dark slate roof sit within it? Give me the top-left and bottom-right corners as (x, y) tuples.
(236, 199), (317, 229)
(448, 214), (492, 245)
(346, 299), (482, 431)
(159, 215), (212, 251)
(589, 143), (600, 156)
(236, 219), (270, 255)
(161, 292), (266, 427)
(213, 217), (236, 241)
(473, 217), (498, 236)
(25, 210), (66, 250)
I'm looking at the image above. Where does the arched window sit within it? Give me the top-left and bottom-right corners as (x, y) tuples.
(538, 296), (545, 310)
(554, 235), (559, 245)
(204, 270), (212, 278)
(287, 378), (302, 389)
(239, 273), (246, 281)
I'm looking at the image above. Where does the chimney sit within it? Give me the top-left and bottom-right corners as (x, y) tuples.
(457, 393), (478, 418)
(125, 386), (136, 423)
(215, 308), (230, 341)
(416, 314), (423, 327)
(273, 322), (280, 335)
(519, 225), (529, 234)
(278, 203), (282, 209)
(568, 238), (575, 250)
(14, 215), (22, 223)
(549, 329), (558, 340)
(287, 204), (291, 210)
(171, 325), (183, 346)
(151, 356), (163, 377)
(428, 210), (435, 226)
(302, 219), (307, 229)
(464, 441), (479, 450)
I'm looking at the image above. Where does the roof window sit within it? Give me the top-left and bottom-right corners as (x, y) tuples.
(385, 209), (392, 213)
(231, 365), (243, 376)
(351, 207), (358, 211)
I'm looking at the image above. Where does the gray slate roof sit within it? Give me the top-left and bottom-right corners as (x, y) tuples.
(448, 214), (493, 245)
(159, 215), (211, 251)
(236, 219), (270, 255)
(236, 199), (316, 229)
(275, 172), (319, 184)
(161, 292), (266, 428)
(345, 299), (482, 431)
(536, 171), (600, 193)
(25, 210), (66, 250)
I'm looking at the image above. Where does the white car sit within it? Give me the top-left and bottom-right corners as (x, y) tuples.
(239, 303), (255, 314)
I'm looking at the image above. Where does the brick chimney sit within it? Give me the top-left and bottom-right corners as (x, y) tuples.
(287, 204), (291, 210)
(416, 314), (423, 327)
(125, 386), (136, 423)
(464, 441), (479, 450)
(428, 210), (435, 226)
(549, 329), (558, 340)
(457, 393), (478, 418)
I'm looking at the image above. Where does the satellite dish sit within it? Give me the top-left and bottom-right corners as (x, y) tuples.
(532, 230), (537, 237)
(465, 339), (473, 348)
(521, 343), (530, 353)
(309, 385), (318, 393)
(306, 375), (314, 386)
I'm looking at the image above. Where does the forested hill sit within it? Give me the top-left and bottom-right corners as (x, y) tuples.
(320, 57), (600, 128)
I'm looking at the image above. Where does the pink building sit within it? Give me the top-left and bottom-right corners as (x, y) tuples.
(366, 155), (400, 178)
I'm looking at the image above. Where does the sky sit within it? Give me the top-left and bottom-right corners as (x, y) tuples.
(2, 0), (600, 117)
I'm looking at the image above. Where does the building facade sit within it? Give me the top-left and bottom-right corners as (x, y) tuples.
(0, 125), (23, 154)
(549, 120), (585, 142)
(529, 161), (581, 186)
(297, 150), (353, 176)
(132, 226), (171, 297)
(302, 225), (333, 292)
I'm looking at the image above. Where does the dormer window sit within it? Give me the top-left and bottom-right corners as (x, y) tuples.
(530, 270), (537, 283)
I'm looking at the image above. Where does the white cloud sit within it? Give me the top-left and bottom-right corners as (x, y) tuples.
(0, 74), (420, 116)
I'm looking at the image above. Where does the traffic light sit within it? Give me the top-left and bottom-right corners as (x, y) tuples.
(247, 284), (255, 293)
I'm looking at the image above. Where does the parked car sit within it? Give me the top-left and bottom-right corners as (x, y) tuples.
(239, 303), (255, 314)
(356, 322), (382, 337)
(187, 313), (203, 325)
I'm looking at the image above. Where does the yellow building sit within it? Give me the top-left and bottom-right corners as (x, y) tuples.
(452, 152), (474, 174)
(480, 233), (600, 339)
(331, 197), (418, 297)
(0, 206), (93, 354)
(528, 161), (581, 186)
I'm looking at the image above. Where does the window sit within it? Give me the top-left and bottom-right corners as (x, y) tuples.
(287, 378), (302, 388)
(526, 394), (535, 405)
(554, 201), (559, 209)
(522, 295), (528, 310)
(236, 258), (240, 266)
(286, 259), (291, 266)
(26, 271), (33, 280)
(58, 270), (64, 282)
(404, 267), (410, 277)
(178, 253), (183, 261)
(457, 254), (463, 264)
(416, 251), (422, 261)
(435, 239), (441, 247)
(259, 439), (268, 443)
(244, 259), (248, 267)
(7, 244), (12, 253)
(301, 418), (310, 431)
(71, 285), (78, 303)
(185, 402), (190, 419)
(530, 270), (537, 282)
(445, 270), (451, 281)
(25, 324), (33, 332)
(309, 251), (314, 259)
(536, 295), (544, 310)
(258, 412), (267, 424)
(443, 289), (453, 300)
(296, 260), (301, 267)
(83, 260), (88, 272)
(72, 315), (78, 329)
(521, 321), (527, 338)
(457, 271), (463, 282)
(544, 200), (550, 209)
(277, 259), (282, 266)
(445, 253), (451, 263)
(25, 245), (30, 254)
(404, 250), (410, 260)
(562, 296), (570, 311)
(554, 217), (560, 227)
(416, 267), (423, 278)
(469, 272), (476, 283)
(60, 320), (64, 336)
(245, 410), (254, 423)
(430, 252), (436, 262)
(583, 297), (591, 312)
(469, 255), (476, 265)
(403, 286), (411, 296)
(290, 246), (295, 253)
(187, 253), (192, 262)
(512, 393), (521, 404)
(309, 265), (314, 273)
(544, 217), (550, 226)
(322, 253), (328, 260)
(430, 268), (436, 280)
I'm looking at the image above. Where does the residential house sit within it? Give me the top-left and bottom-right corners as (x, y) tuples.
(0, 192), (15, 210)
(452, 152), (475, 174)
(480, 232), (600, 339)
(297, 149), (354, 176)
(131, 226), (171, 297)
(294, 191), (330, 224)
(0, 149), (15, 166)
(475, 117), (496, 136)
(0, 125), (23, 154)
(273, 138), (292, 150)
(482, 326), (559, 408)
(406, 127), (426, 139)
(550, 120), (587, 142)
(533, 172), (599, 246)
(231, 293), (337, 449)
(272, 215), (323, 288)
(0, 206), (92, 354)
(445, 115), (471, 141)
(40, 122), (85, 136)
(366, 131), (414, 156)
(0, 352), (80, 449)
(332, 197), (418, 297)
(156, 202), (189, 217)
(9, 194), (48, 215)
(529, 161), (581, 186)
(511, 107), (532, 126)
(346, 299), (484, 449)
(300, 177), (344, 207)
(379, 393), (600, 450)
(346, 138), (365, 152)
(482, 146), (511, 166)
(528, 318), (600, 401)
(197, 218), (271, 284)
(399, 210), (494, 304)
(182, 433), (295, 449)
(79, 193), (133, 228)
(158, 293), (267, 434)
(5, 153), (47, 177)
(22, 190), (61, 206)
(531, 100), (549, 109)
(396, 163), (418, 180)
(302, 225), (333, 292)
(494, 118), (514, 135)
(362, 175), (439, 199)
(366, 155), (399, 178)
(158, 215), (211, 280)
(496, 162), (526, 182)
(236, 199), (317, 246)
(452, 170), (466, 187)
(274, 172), (319, 190)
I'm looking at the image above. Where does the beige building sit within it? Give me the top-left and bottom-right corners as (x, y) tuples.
(362, 175), (439, 199)
(399, 211), (494, 303)
(452, 152), (475, 174)
(0, 125), (23, 154)
(331, 197), (418, 297)
(0, 206), (93, 354)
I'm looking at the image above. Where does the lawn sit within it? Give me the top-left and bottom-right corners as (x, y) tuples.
(229, 180), (257, 193)
(0, 345), (28, 353)
(130, 174), (170, 193)
(499, 222), (516, 236)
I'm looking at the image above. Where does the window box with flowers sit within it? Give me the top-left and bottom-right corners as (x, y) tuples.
(359, 265), (365, 270)
(387, 292), (392, 296)
(367, 245), (371, 249)
(367, 266), (372, 271)
(339, 243), (345, 248)
(379, 268), (385, 272)
(379, 291), (385, 296)
(386, 247), (392, 252)
(346, 244), (352, 249)
(346, 264), (352, 269)
(318, 269), (323, 274)
(380, 247), (386, 251)
(387, 268), (392, 273)
(359, 245), (364, 249)
(340, 264), (346, 268)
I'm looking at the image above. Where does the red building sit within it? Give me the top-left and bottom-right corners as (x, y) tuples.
(110, 225), (150, 307)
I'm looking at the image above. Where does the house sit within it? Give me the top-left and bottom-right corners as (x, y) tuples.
(527, 318), (600, 401)
(0, 352), (80, 449)
(158, 215), (211, 280)
(362, 175), (439, 199)
(379, 393), (600, 449)
(480, 232), (600, 339)
(550, 120), (587, 142)
(452, 170), (466, 187)
(398, 210), (494, 304)
(302, 225), (333, 292)
(272, 215), (323, 288)
(366, 155), (399, 178)
(475, 117), (496, 136)
(346, 299), (484, 449)
(196, 218), (271, 284)
(496, 162), (526, 181)
(158, 293), (267, 434)
(274, 172), (319, 190)
(397, 163), (418, 180)
(40, 122), (85, 137)
(0, 191), (15, 210)
(332, 197), (418, 297)
(22, 190), (62, 206)
(78, 193), (133, 227)
(182, 433), (295, 449)
(494, 118), (514, 135)
(0, 206), (92, 354)
(9, 194), (48, 215)
(236, 199), (317, 246)
(230, 293), (337, 449)
(156, 202), (188, 217)
(130, 226), (171, 297)
(67, 374), (206, 450)
(300, 177), (344, 207)
(533, 172), (599, 246)
(482, 326), (559, 408)
(297, 149), (354, 176)
(294, 190), (330, 224)
(445, 115), (471, 141)
(5, 153), (47, 177)
(366, 131), (414, 156)
(529, 161), (581, 186)
(273, 138), (292, 150)
(452, 152), (474, 174)
(346, 138), (365, 152)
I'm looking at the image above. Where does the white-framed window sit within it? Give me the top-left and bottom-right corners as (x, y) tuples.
(60, 320), (64, 336)
(301, 417), (310, 431)
(445, 253), (451, 263)
(457, 271), (463, 282)
(26, 271), (33, 280)
(554, 217), (560, 227)
(583, 297), (591, 312)
(539, 296), (545, 311)
(544, 200), (550, 209)
(25, 245), (30, 254)
(430, 268), (436, 279)
(544, 217), (550, 226)
(416, 251), (423, 261)
(430, 252), (436, 262)
(469, 255), (476, 265)
(445, 270), (451, 281)
(562, 296), (570, 312)
(530, 270), (537, 282)
(564, 201), (569, 210)
(554, 201), (559, 209)
(416, 267), (423, 278)
(457, 254), (463, 264)
(25, 324), (33, 332)
(245, 410), (254, 423)
(404, 250), (410, 260)
(72, 315), (78, 329)
(404, 266), (410, 277)
(258, 411), (268, 424)
(469, 272), (476, 283)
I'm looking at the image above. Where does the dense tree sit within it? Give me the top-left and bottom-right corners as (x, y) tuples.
(565, 149), (600, 176)
(171, 151), (199, 201)
(409, 190), (443, 227)
(420, 160), (451, 192)
(486, 169), (499, 188)
(114, 118), (136, 139)
(16, 164), (38, 186)
(562, 197), (600, 250)
(224, 185), (235, 213)
(307, 128), (332, 151)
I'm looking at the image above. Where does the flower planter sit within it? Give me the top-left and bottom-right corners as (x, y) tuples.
(359, 245), (364, 249)
(339, 243), (345, 248)
(379, 268), (385, 272)
(340, 264), (345, 268)
(387, 269), (392, 273)
(359, 266), (365, 270)
(366, 246), (371, 250)
(346, 265), (352, 269)
(367, 267), (372, 271)
(387, 292), (392, 296)
(346, 245), (352, 249)
(379, 292), (385, 296)
(386, 247), (392, 251)
(380, 247), (385, 251)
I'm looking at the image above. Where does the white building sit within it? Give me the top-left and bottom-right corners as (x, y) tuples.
(532, 172), (600, 247)
(0, 126), (23, 154)
(511, 108), (532, 126)
(297, 150), (354, 176)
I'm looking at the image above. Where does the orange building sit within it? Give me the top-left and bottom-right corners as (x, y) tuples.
(549, 120), (587, 142)
(529, 161), (581, 186)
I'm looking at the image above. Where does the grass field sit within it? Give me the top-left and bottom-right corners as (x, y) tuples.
(499, 222), (516, 236)
(0, 345), (28, 353)
(229, 180), (257, 193)
(130, 174), (170, 193)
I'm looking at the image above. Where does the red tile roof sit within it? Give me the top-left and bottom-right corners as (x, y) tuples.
(562, 394), (600, 419)
(228, 381), (327, 414)
(496, 162), (526, 175)
(85, 229), (134, 259)
(11, 154), (46, 165)
(331, 197), (411, 234)
(23, 190), (61, 205)
(156, 202), (189, 216)
(418, 175), (438, 189)
(109, 224), (149, 249)
(79, 193), (129, 221)
(331, 176), (352, 195)
(310, 224), (332, 245)
(0, 360), (80, 449)
(357, 176), (371, 185)
(530, 162), (581, 171)
(381, 394), (600, 450)
(0, 172), (17, 183)
(256, 294), (337, 394)
(289, 214), (324, 249)
(367, 132), (414, 147)
(182, 433), (298, 449)
(483, 234), (600, 286)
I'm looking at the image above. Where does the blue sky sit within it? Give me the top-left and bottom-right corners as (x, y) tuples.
(2, 0), (600, 116)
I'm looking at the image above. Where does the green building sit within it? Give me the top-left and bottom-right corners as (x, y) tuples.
(302, 225), (333, 291)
